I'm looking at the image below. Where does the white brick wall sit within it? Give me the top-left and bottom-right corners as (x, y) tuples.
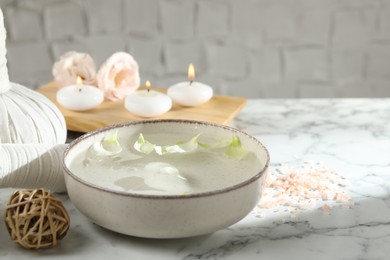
(164, 41), (205, 75)
(128, 38), (163, 76)
(231, 2), (263, 49)
(249, 49), (281, 84)
(297, 9), (330, 45)
(207, 43), (247, 79)
(377, 7), (390, 40)
(331, 50), (364, 84)
(263, 3), (296, 42)
(2, 0), (390, 98)
(7, 42), (52, 80)
(285, 48), (328, 81)
(332, 9), (374, 49)
(197, 1), (229, 39)
(367, 45), (390, 79)
(43, 2), (86, 40)
(85, 0), (122, 34)
(161, 0), (194, 40)
(6, 7), (42, 41)
(124, 0), (159, 37)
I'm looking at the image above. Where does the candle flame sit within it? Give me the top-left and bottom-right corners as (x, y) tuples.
(145, 80), (151, 92)
(188, 63), (195, 82)
(76, 76), (83, 85)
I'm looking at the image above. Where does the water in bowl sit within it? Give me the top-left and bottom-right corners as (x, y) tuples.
(69, 133), (262, 196)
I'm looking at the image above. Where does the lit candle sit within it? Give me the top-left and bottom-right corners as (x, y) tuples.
(125, 80), (172, 117)
(56, 76), (104, 111)
(167, 63), (213, 107)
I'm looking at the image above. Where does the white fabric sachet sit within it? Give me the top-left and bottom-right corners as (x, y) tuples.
(0, 144), (67, 192)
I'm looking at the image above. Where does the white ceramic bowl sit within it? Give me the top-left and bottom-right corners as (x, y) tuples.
(63, 120), (269, 239)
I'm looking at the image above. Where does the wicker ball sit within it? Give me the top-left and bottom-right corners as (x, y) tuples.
(4, 188), (70, 249)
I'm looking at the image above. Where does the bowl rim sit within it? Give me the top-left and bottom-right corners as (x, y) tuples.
(63, 119), (270, 200)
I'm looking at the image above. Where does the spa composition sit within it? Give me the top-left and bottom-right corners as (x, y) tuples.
(63, 120), (269, 238)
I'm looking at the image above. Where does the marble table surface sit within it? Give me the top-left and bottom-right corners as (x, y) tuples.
(1, 98), (390, 259)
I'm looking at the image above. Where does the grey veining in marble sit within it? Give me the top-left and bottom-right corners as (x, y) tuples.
(1, 98), (389, 259)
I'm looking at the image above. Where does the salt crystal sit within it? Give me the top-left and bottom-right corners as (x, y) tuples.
(322, 204), (331, 214)
(257, 162), (352, 217)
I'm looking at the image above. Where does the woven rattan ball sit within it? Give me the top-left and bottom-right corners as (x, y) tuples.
(4, 188), (70, 249)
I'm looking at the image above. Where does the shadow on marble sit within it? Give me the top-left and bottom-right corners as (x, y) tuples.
(91, 222), (214, 251)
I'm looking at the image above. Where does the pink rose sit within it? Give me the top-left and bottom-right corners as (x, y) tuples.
(97, 52), (140, 101)
(52, 51), (97, 87)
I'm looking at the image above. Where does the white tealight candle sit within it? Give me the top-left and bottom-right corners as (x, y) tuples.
(125, 80), (172, 117)
(167, 63), (213, 107)
(56, 76), (104, 111)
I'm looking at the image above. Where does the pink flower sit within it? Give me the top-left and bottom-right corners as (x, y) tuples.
(97, 52), (140, 101)
(52, 51), (97, 87)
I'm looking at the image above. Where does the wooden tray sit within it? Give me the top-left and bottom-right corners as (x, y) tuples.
(36, 82), (247, 133)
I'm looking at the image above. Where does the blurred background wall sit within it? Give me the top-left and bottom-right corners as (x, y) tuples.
(1, 0), (389, 98)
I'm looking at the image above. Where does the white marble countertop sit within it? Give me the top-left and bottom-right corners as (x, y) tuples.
(1, 98), (390, 259)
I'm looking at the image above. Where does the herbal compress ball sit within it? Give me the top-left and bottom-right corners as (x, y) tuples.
(0, 8), (66, 145)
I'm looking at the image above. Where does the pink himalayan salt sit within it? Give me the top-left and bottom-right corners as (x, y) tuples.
(258, 162), (352, 216)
